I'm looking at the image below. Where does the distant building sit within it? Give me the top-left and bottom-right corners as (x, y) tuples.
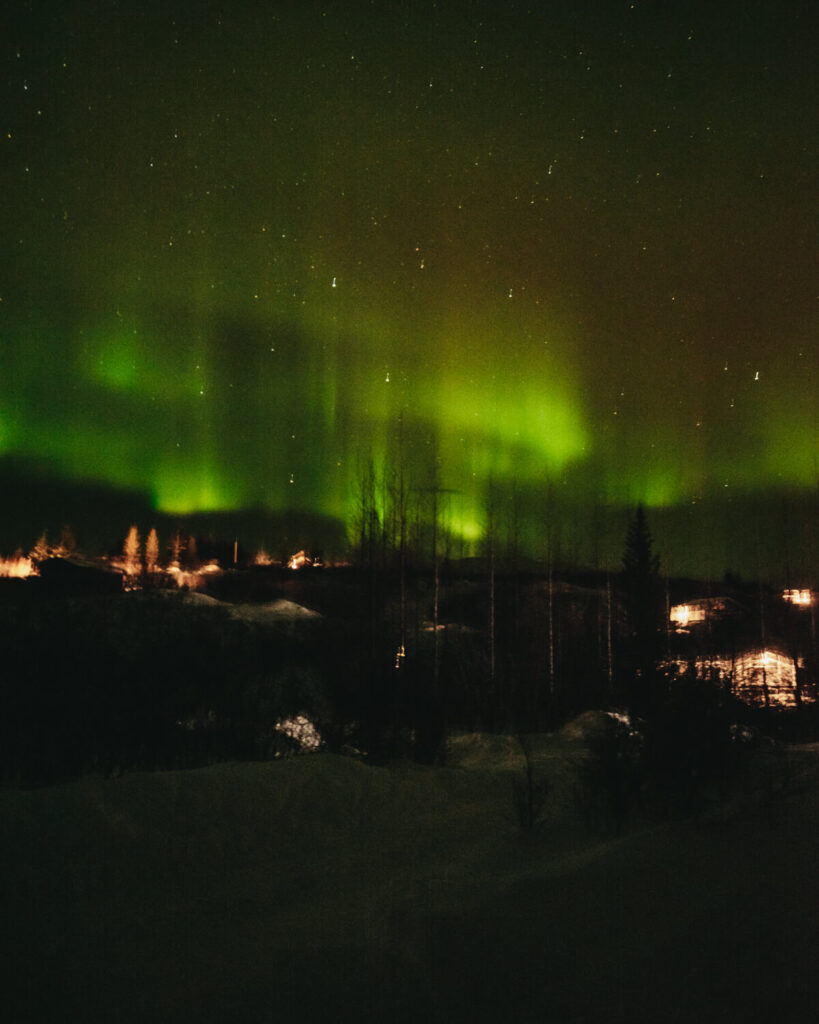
(669, 647), (811, 709)
(288, 550), (311, 570)
(669, 596), (743, 633)
(731, 648), (804, 708)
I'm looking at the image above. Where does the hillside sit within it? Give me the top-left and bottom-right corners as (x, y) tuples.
(3, 732), (818, 1023)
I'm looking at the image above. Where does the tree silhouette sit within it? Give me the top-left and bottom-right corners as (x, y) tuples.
(623, 504), (659, 582)
(620, 505), (664, 714)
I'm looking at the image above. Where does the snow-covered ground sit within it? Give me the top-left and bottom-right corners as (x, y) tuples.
(153, 588), (322, 624)
(228, 598), (322, 625)
(2, 732), (817, 1023)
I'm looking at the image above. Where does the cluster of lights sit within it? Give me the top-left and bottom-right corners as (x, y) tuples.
(287, 550), (324, 570)
(4, 535), (333, 583)
(671, 648), (810, 709)
(164, 561), (222, 591)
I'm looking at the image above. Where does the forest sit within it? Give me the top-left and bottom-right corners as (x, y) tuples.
(1, 503), (816, 824)
(2, 504), (818, 1023)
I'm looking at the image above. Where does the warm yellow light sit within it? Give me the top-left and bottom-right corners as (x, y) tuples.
(667, 647), (811, 709)
(254, 548), (273, 566)
(288, 550), (311, 570)
(669, 603), (706, 629)
(0, 555), (37, 578)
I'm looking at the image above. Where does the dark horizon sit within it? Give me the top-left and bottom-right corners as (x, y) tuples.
(1, 454), (815, 584)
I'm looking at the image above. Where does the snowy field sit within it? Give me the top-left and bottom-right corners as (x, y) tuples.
(3, 730), (818, 1023)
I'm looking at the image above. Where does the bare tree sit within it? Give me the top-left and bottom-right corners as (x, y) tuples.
(30, 532), (50, 563)
(620, 505), (663, 713)
(55, 525), (76, 557)
(169, 529), (184, 569)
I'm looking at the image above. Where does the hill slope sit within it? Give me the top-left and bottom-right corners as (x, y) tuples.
(2, 739), (818, 1023)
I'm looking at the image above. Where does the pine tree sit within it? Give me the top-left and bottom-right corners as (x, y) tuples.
(123, 526), (141, 576)
(56, 525), (76, 557)
(623, 504), (660, 582)
(145, 528), (159, 574)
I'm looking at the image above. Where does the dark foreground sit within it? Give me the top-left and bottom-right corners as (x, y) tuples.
(3, 736), (818, 1023)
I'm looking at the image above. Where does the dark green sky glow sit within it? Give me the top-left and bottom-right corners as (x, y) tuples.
(2, 1), (816, 565)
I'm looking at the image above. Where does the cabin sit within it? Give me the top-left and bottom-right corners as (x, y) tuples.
(669, 596), (744, 633)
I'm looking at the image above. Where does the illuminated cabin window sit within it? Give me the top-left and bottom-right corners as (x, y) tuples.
(288, 550), (311, 570)
(669, 597), (737, 632)
(670, 603), (706, 630)
(783, 589), (813, 606)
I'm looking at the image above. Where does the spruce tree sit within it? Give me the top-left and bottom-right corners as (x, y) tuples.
(145, 528), (160, 574)
(123, 526), (141, 577)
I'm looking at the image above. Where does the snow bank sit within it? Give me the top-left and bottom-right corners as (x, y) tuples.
(228, 599), (322, 624)
(147, 590), (321, 624)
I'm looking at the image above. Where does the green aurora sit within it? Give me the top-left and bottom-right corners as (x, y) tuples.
(1, 1), (816, 568)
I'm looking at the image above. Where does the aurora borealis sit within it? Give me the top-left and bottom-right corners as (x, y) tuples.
(2, 1), (816, 569)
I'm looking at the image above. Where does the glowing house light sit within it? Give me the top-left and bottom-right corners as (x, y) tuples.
(783, 589), (813, 606)
(670, 603), (706, 630)
(0, 555), (37, 578)
(669, 648), (812, 709)
(253, 548), (273, 566)
(288, 550), (311, 570)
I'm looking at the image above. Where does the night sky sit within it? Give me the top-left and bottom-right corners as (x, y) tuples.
(2, 1), (816, 569)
